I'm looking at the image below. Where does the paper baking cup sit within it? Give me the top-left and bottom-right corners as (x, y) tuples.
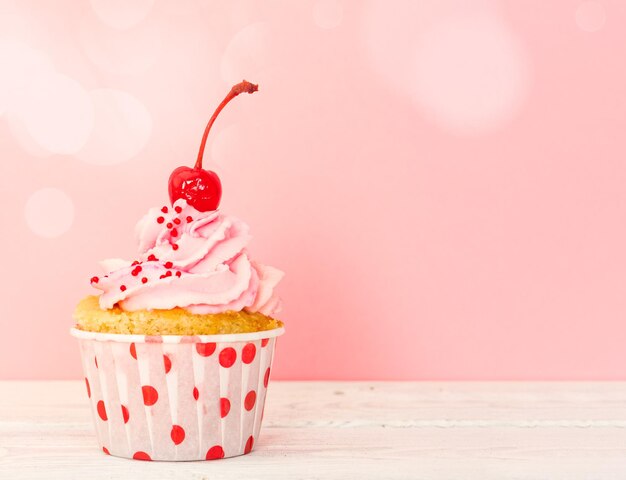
(70, 327), (284, 461)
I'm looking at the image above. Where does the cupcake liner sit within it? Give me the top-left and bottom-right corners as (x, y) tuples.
(71, 327), (284, 461)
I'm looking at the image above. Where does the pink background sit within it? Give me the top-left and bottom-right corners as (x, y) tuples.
(2, 0), (626, 380)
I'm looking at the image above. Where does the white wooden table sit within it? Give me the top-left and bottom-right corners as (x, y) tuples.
(1, 381), (626, 479)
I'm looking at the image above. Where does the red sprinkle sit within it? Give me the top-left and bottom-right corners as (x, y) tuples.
(161, 206), (168, 213)
(132, 261), (140, 266)
(165, 271), (172, 277)
(120, 285), (127, 292)
(131, 266), (142, 276)
(90, 276), (99, 283)
(157, 216), (165, 224)
(141, 277), (148, 284)
(171, 228), (178, 237)
(164, 261), (173, 268)
(172, 244), (179, 251)
(175, 271), (182, 277)
(174, 206), (182, 213)
(148, 254), (158, 261)
(166, 222), (173, 229)
(173, 218), (181, 225)
(186, 216), (193, 223)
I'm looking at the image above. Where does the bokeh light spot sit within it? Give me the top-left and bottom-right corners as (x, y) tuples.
(0, 39), (53, 116)
(411, 13), (529, 135)
(11, 72), (94, 154)
(362, 2), (529, 135)
(575, 1), (606, 33)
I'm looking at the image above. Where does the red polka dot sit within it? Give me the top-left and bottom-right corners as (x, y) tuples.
(193, 387), (199, 401)
(220, 397), (230, 418)
(102, 446), (110, 455)
(196, 342), (216, 357)
(261, 338), (269, 347)
(219, 347), (237, 368)
(242, 343), (256, 364)
(97, 400), (107, 421)
(244, 390), (256, 411)
(163, 354), (172, 373)
(244, 435), (254, 454)
(130, 343), (137, 359)
(85, 378), (91, 398)
(206, 445), (224, 460)
(121, 405), (129, 424)
(94, 356), (98, 368)
(171, 425), (185, 445)
(264, 367), (271, 388)
(133, 451), (151, 461)
(142, 386), (158, 406)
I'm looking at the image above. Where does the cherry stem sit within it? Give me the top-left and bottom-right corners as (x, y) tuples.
(195, 80), (258, 169)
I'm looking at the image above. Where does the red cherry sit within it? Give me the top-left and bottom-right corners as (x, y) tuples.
(168, 80), (258, 212)
(168, 167), (221, 212)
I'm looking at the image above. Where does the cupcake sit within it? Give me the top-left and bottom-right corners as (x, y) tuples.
(71, 81), (285, 461)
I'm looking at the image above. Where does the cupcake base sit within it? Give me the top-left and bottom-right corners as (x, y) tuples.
(71, 327), (284, 461)
(74, 295), (284, 335)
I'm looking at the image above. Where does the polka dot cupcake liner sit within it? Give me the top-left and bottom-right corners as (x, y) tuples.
(70, 327), (284, 461)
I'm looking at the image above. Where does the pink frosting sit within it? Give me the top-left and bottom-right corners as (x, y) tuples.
(92, 199), (283, 316)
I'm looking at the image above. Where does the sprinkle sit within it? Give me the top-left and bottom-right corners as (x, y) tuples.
(165, 271), (172, 277)
(186, 216), (193, 223)
(173, 218), (181, 225)
(131, 266), (142, 276)
(141, 277), (148, 284)
(161, 206), (168, 213)
(157, 216), (165, 224)
(147, 254), (158, 261)
(174, 206), (182, 213)
(120, 285), (127, 292)
(166, 222), (173, 229)
(171, 228), (178, 237)
(164, 261), (173, 268)
(172, 244), (179, 251)
(175, 271), (182, 277)
(90, 276), (99, 283)
(131, 261), (140, 266)
(159, 274), (166, 279)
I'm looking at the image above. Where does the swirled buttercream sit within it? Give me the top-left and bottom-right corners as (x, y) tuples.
(92, 200), (282, 316)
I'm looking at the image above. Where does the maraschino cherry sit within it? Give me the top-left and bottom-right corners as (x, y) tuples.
(168, 80), (258, 212)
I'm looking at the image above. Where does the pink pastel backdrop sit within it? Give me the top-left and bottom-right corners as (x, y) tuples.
(2, 0), (626, 380)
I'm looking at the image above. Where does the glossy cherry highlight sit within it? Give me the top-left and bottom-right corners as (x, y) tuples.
(168, 80), (258, 212)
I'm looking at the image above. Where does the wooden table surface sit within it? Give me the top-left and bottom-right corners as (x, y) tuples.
(1, 381), (626, 479)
